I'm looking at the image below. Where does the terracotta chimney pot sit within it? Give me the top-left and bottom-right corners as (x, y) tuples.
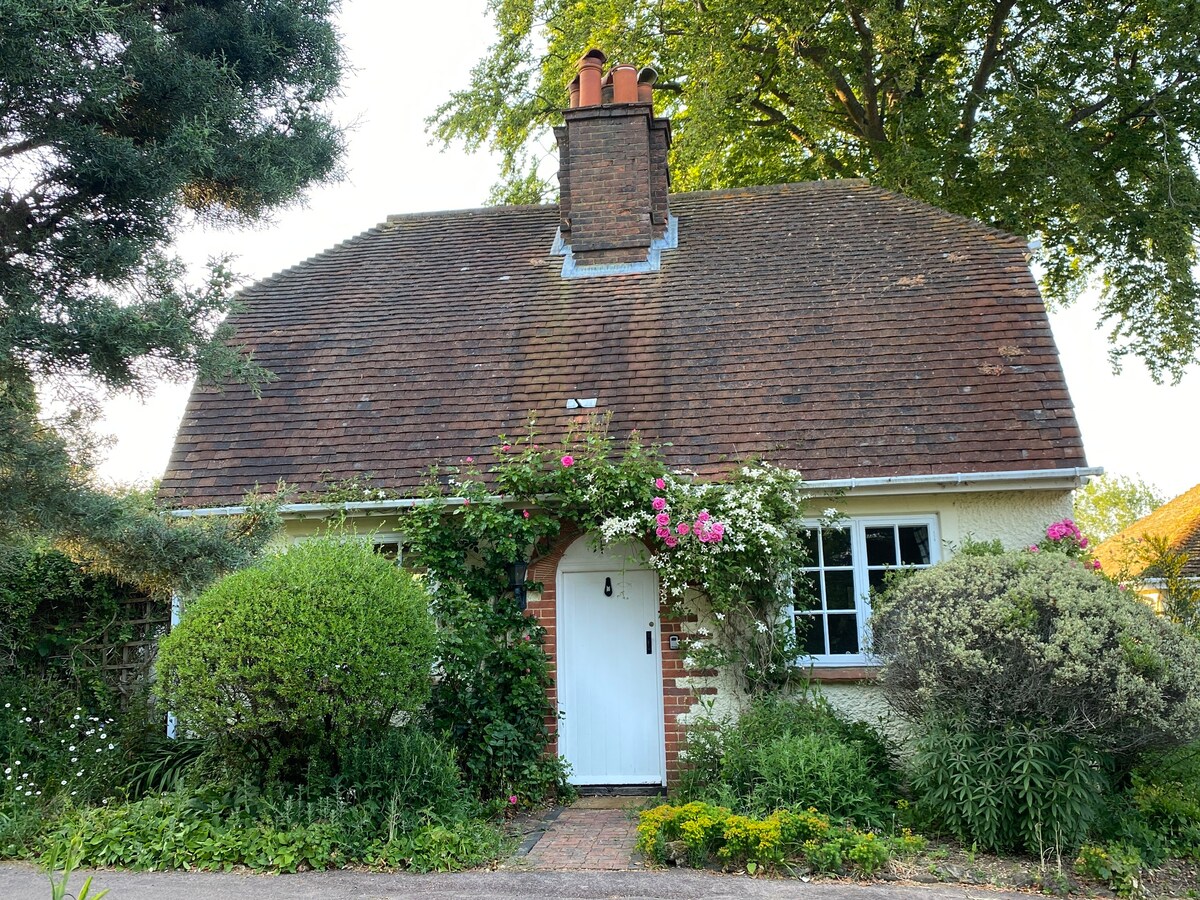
(611, 64), (638, 103)
(568, 75), (580, 109)
(637, 66), (657, 104)
(577, 49), (606, 107)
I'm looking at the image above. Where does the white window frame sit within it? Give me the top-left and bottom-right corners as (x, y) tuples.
(792, 514), (940, 666)
(369, 532), (404, 565)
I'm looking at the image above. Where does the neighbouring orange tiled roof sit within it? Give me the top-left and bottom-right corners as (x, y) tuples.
(159, 180), (1088, 507)
(1094, 483), (1200, 578)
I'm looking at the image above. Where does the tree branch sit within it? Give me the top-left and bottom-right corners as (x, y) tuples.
(0, 137), (47, 160)
(959, 0), (1018, 146)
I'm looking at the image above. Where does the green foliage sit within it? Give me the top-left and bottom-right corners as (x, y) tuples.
(1075, 842), (1146, 898)
(435, 0), (1200, 381)
(1074, 474), (1165, 544)
(910, 718), (1107, 854)
(46, 843), (109, 900)
(0, 677), (127, 812)
(873, 549), (1200, 761)
(406, 416), (813, 795)
(154, 535), (437, 777)
(44, 771), (504, 874)
(677, 695), (897, 826)
(1095, 744), (1200, 863)
(0, 545), (132, 685)
(1, 0), (341, 588)
(332, 727), (473, 830)
(636, 801), (921, 874)
(404, 468), (567, 801)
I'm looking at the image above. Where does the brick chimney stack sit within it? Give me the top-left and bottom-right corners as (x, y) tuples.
(554, 49), (674, 276)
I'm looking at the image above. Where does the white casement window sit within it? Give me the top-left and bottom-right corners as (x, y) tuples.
(793, 516), (939, 666)
(370, 534), (403, 564)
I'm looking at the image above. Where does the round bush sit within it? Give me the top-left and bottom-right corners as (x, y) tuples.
(872, 550), (1200, 758)
(155, 536), (436, 767)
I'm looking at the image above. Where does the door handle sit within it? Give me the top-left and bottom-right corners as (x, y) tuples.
(646, 630), (653, 655)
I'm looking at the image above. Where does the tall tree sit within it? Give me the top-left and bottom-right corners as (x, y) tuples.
(433, 0), (1200, 382)
(1, 0), (344, 589)
(1074, 473), (1165, 542)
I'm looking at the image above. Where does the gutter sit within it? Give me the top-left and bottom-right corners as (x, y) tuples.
(168, 467), (1102, 519)
(804, 466), (1103, 497)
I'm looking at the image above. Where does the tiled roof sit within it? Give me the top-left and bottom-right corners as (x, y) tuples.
(1094, 483), (1200, 578)
(160, 180), (1087, 508)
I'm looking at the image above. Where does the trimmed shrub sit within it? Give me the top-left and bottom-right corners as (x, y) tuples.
(154, 536), (436, 776)
(873, 550), (1200, 761)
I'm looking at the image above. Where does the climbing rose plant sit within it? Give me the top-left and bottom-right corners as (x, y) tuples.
(407, 416), (816, 707)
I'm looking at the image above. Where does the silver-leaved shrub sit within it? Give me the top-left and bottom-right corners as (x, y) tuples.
(872, 550), (1200, 758)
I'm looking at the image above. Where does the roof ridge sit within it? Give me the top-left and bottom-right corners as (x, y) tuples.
(384, 203), (554, 224)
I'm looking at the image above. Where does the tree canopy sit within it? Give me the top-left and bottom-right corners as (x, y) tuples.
(1, 0), (345, 590)
(1074, 472), (1165, 543)
(433, 0), (1200, 382)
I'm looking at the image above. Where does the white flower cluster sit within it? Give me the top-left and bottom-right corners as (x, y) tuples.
(3, 706), (119, 807)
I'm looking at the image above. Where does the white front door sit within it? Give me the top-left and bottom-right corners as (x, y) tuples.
(558, 542), (664, 785)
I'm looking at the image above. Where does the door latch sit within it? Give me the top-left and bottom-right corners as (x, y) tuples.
(604, 576), (613, 597)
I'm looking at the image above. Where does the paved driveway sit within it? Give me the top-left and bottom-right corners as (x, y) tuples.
(1, 863), (1035, 900)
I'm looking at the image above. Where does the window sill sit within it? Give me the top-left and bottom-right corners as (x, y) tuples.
(804, 665), (879, 683)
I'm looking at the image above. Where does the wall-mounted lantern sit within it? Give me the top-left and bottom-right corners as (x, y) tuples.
(510, 556), (530, 611)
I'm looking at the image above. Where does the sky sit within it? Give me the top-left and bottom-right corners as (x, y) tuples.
(96, 0), (1200, 501)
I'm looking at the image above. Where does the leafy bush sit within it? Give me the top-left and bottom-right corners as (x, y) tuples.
(332, 726), (471, 829)
(1075, 842), (1145, 897)
(909, 718), (1106, 853)
(636, 801), (923, 874)
(155, 535), (436, 777)
(47, 740), (504, 875)
(677, 695), (897, 824)
(404, 478), (571, 801)
(874, 550), (1200, 760)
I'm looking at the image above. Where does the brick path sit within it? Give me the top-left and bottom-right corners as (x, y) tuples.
(520, 797), (648, 871)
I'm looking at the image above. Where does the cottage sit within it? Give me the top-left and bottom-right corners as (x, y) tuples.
(162, 50), (1097, 788)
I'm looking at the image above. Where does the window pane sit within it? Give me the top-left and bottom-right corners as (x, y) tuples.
(794, 573), (820, 612)
(799, 529), (819, 566)
(824, 570), (856, 610)
(898, 526), (931, 565)
(865, 526), (897, 566)
(796, 614), (826, 655)
(827, 614), (860, 654)
(822, 528), (851, 566)
(868, 568), (888, 595)
(373, 541), (400, 561)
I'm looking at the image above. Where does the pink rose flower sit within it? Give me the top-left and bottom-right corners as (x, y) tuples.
(522, 509), (530, 518)
(508, 795), (518, 805)
(465, 456), (473, 463)
(665, 535), (679, 548)
(656, 525), (671, 538)
(1092, 559), (1102, 570)
(1079, 536), (1089, 548)
(1029, 545), (1039, 552)
(501, 444), (512, 452)
(711, 523), (725, 540)
(560, 454), (574, 467)
(677, 522), (690, 535)
(697, 510), (711, 523)
(656, 512), (670, 526)
(654, 477), (666, 490)
(652, 497), (667, 511)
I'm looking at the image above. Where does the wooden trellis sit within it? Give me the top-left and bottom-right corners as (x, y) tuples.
(92, 595), (170, 701)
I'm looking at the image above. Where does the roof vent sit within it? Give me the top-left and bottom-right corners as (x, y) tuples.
(566, 398), (598, 409)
